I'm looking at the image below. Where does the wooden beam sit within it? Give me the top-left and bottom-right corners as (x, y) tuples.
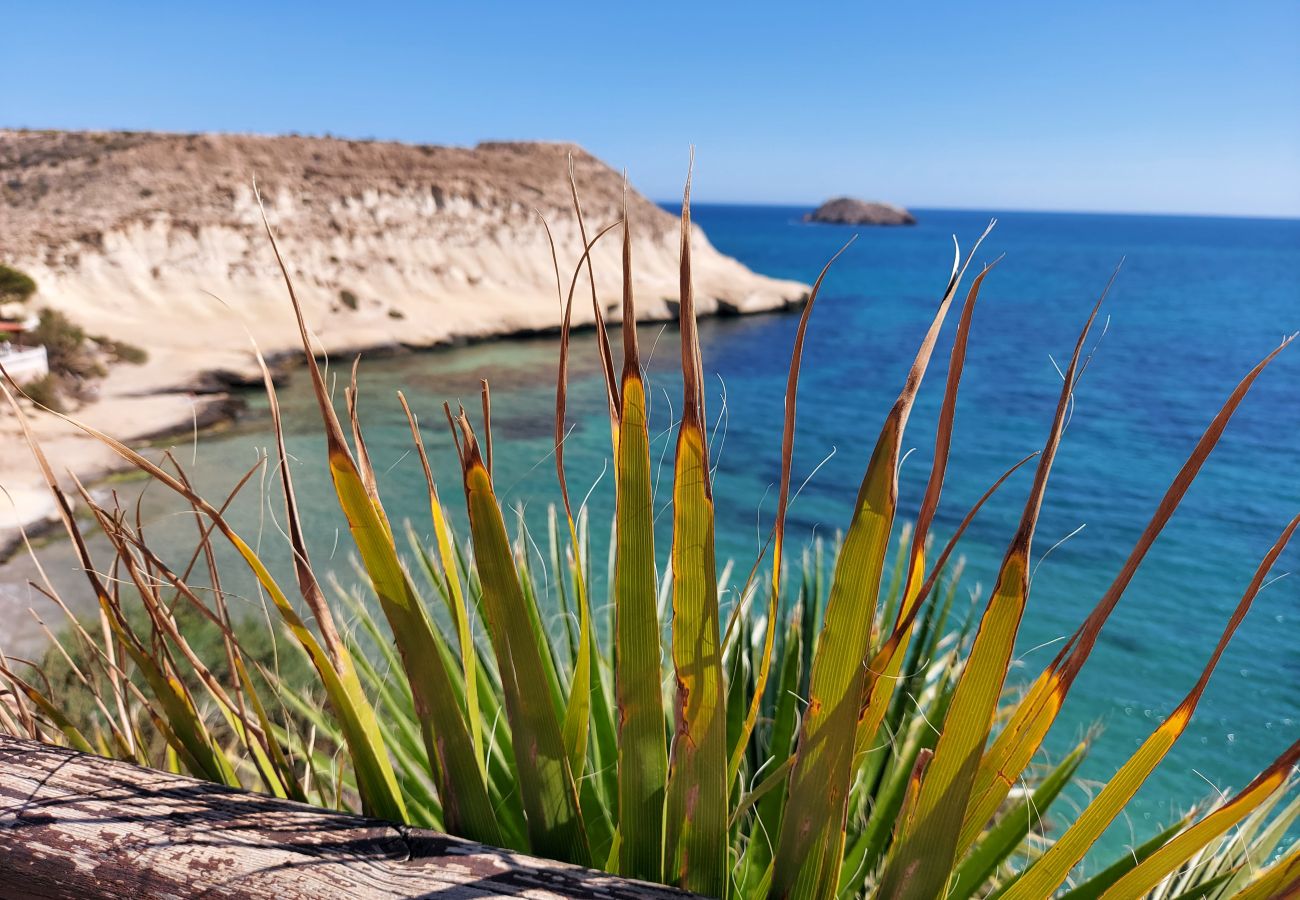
(0, 736), (697, 899)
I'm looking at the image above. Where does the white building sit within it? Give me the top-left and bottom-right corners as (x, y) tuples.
(0, 310), (49, 385)
(0, 342), (49, 385)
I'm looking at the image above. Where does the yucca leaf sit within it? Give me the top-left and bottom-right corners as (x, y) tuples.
(68, 499), (243, 788)
(737, 608), (806, 891)
(213, 691), (289, 801)
(567, 157), (621, 428)
(876, 282), (1107, 900)
(548, 507), (579, 662)
(117, 552), (284, 794)
(0, 666), (95, 754)
(876, 527), (912, 652)
(918, 560), (964, 686)
(561, 552), (594, 781)
(724, 617), (751, 779)
(232, 655), (305, 802)
(613, 206), (669, 882)
(345, 359), (395, 542)
(545, 217), (620, 785)
(510, 502), (568, 713)
(255, 209), (499, 842)
(584, 568), (621, 837)
(772, 225), (990, 900)
(399, 392), (485, 772)
(207, 521), (404, 818)
(844, 641), (966, 894)
(119, 627), (240, 787)
(1057, 813), (1193, 900)
(1000, 513), (1300, 899)
(948, 742), (1087, 899)
(728, 239), (854, 790)
(852, 450), (1034, 775)
(1220, 844), (1300, 900)
(545, 214), (626, 865)
(1212, 785), (1300, 897)
(663, 174), (729, 897)
(1092, 740), (1299, 899)
(452, 411), (591, 864)
(850, 264), (992, 766)
(11, 607), (137, 760)
(958, 335), (1297, 858)
(850, 549), (925, 761)
(900, 258), (989, 581)
(893, 748), (932, 849)
(1164, 870), (1241, 900)
(115, 425), (303, 800)
(341, 634), (445, 821)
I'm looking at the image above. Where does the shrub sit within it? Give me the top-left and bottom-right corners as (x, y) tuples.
(95, 335), (149, 365)
(29, 308), (104, 380)
(339, 288), (359, 310)
(18, 374), (63, 412)
(0, 263), (37, 304)
(2, 193), (1298, 899)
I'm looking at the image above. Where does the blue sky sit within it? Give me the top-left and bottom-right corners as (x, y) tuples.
(5, 2), (1298, 217)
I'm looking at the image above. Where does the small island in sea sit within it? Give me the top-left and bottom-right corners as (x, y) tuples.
(806, 196), (916, 226)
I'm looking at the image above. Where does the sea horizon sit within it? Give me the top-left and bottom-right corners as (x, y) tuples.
(657, 199), (1300, 224)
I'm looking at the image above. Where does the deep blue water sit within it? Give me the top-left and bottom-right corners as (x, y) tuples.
(5, 204), (1298, 866)
(688, 205), (1300, 851)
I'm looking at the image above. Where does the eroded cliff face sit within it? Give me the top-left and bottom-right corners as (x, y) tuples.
(0, 131), (807, 388)
(0, 130), (807, 560)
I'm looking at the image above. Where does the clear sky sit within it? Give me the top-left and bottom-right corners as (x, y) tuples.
(5, 1), (1298, 217)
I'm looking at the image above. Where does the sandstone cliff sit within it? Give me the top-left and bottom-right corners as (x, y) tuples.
(1, 130), (806, 384)
(0, 130), (808, 553)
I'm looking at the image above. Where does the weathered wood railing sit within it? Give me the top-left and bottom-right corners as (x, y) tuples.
(0, 736), (697, 899)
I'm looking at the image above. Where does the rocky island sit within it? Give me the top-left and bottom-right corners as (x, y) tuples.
(806, 197), (916, 226)
(0, 129), (809, 555)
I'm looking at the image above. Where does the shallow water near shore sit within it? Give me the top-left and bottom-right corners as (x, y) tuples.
(4, 204), (1298, 868)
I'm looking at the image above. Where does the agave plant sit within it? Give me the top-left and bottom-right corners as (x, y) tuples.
(1, 170), (1298, 899)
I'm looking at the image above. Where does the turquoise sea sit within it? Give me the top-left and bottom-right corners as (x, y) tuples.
(5, 204), (1298, 864)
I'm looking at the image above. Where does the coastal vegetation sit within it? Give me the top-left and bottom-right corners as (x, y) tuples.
(0, 263), (36, 305)
(1, 182), (1298, 899)
(0, 261), (147, 408)
(9, 308), (147, 410)
(30, 308), (106, 383)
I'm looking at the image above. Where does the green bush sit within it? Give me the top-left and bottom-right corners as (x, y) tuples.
(95, 335), (149, 365)
(19, 374), (63, 412)
(0, 263), (37, 304)
(339, 288), (359, 310)
(29, 309), (105, 380)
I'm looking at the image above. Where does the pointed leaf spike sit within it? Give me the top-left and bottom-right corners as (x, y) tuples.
(664, 159), (729, 897)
